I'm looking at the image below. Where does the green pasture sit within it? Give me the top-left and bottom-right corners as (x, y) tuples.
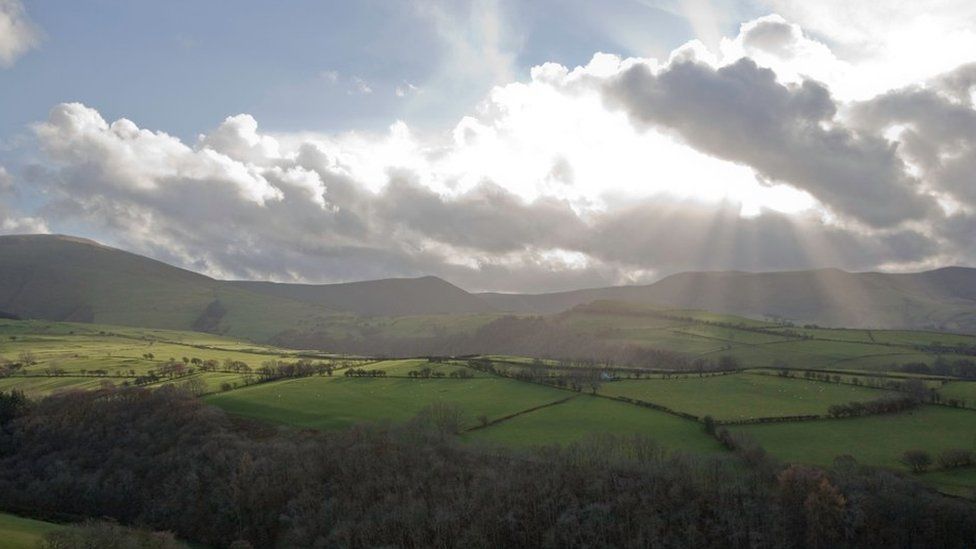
(205, 373), (568, 430)
(599, 373), (892, 420)
(731, 406), (976, 471)
(0, 375), (110, 395)
(0, 512), (61, 549)
(938, 381), (976, 407)
(466, 395), (719, 452)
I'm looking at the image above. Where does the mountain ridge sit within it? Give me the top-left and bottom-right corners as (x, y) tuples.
(1, 234), (975, 334)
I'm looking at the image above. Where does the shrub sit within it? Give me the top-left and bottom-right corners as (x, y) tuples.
(938, 448), (975, 470)
(901, 449), (933, 473)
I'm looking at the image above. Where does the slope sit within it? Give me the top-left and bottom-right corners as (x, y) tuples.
(0, 234), (330, 340)
(479, 268), (976, 332)
(230, 276), (495, 316)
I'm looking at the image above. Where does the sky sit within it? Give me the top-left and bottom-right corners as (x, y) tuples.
(1, 0), (975, 292)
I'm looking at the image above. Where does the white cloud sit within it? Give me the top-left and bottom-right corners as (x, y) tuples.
(395, 82), (419, 97)
(761, 1), (976, 99)
(0, 0), (38, 67)
(10, 11), (976, 288)
(34, 103), (284, 204)
(0, 165), (12, 192)
(351, 76), (373, 95)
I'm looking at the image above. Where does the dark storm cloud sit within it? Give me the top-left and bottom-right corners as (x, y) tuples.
(603, 57), (938, 228)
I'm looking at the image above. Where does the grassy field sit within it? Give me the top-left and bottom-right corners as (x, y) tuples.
(466, 395), (719, 452)
(0, 319), (351, 395)
(938, 381), (976, 407)
(551, 304), (975, 371)
(0, 375), (110, 395)
(921, 468), (976, 497)
(731, 406), (976, 471)
(5, 316), (976, 497)
(599, 373), (893, 420)
(205, 372), (569, 430)
(0, 512), (61, 548)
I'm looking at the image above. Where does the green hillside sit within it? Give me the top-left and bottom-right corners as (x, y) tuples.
(0, 235), (332, 341)
(480, 267), (976, 332)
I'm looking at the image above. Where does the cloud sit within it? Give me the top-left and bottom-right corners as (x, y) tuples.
(0, 167), (47, 233)
(848, 65), (976, 211)
(760, 1), (976, 99)
(395, 82), (419, 97)
(17, 99), (953, 291)
(34, 103), (284, 205)
(351, 76), (373, 95)
(9, 12), (976, 290)
(0, 165), (12, 192)
(602, 56), (937, 227)
(0, 0), (38, 67)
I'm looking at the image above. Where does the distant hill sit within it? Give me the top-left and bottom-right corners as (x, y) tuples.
(0, 234), (331, 340)
(231, 276), (496, 316)
(479, 268), (976, 333)
(3, 234), (975, 337)
(0, 235), (493, 341)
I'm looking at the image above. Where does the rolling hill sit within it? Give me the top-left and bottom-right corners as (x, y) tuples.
(0, 235), (493, 340)
(230, 276), (495, 316)
(0, 234), (333, 340)
(2, 234), (976, 338)
(479, 268), (976, 332)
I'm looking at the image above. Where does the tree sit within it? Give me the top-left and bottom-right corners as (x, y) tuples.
(938, 448), (974, 469)
(41, 520), (182, 549)
(418, 402), (465, 435)
(702, 415), (716, 435)
(0, 389), (30, 426)
(18, 350), (36, 366)
(901, 449), (933, 473)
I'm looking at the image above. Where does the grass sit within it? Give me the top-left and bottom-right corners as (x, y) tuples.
(205, 373), (569, 430)
(0, 319), (339, 395)
(730, 406), (976, 471)
(921, 468), (976, 498)
(938, 381), (976, 407)
(0, 375), (111, 395)
(0, 512), (61, 548)
(466, 395), (719, 452)
(599, 373), (893, 420)
(551, 304), (972, 371)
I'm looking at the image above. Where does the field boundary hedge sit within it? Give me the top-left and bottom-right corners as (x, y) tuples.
(464, 395), (577, 432)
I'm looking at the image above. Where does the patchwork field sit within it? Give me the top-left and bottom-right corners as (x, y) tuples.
(598, 373), (893, 420)
(730, 406), (976, 471)
(0, 319), (359, 396)
(205, 371), (569, 430)
(466, 395), (720, 453)
(937, 381), (976, 407)
(551, 304), (976, 371)
(4, 317), (976, 499)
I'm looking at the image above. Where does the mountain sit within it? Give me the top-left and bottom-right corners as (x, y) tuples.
(230, 277), (496, 316)
(3, 234), (976, 337)
(0, 234), (332, 340)
(0, 235), (492, 341)
(479, 267), (976, 332)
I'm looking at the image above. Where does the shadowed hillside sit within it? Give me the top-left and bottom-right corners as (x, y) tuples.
(0, 235), (331, 340)
(3, 234), (976, 337)
(231, 276), (496, 316)
(479, 268), (976, 333)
